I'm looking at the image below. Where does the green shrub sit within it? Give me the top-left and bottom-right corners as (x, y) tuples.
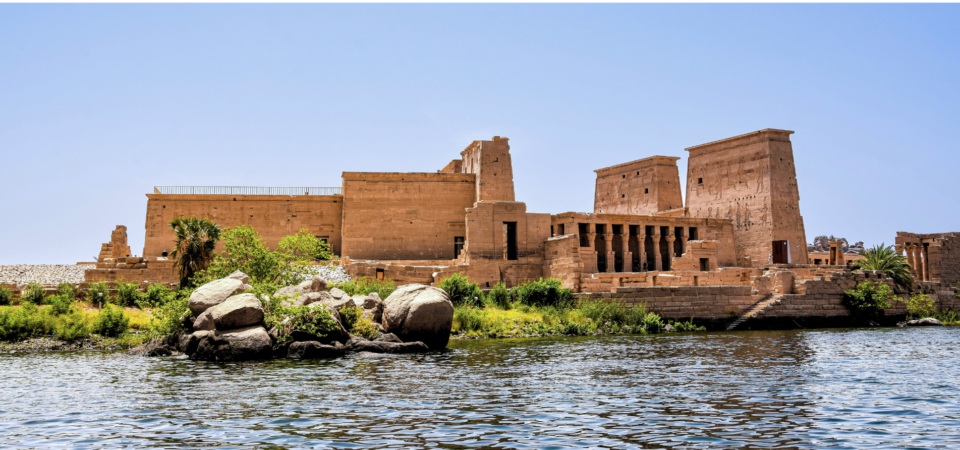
(56, 283), (78, 301)
(149, 289), (192, 337)
(22, 282), (45, 305)
(843, 281), (893, 317)
(336, 277), (396, 300)
(203, 225), (283, 284)
(53, 311), (92, 341)
(899, 292), (936, 319)
(0, 304), (41, 341)
(642, 312), (665, 334)
(277, 228), (334, 262)
(453, 306), (485, 333)
(0, 286), (12, 306)
(114, 278), (142, 307)
(934, 310), (960, 326)
(266, 304), (340, 344)
(514, 278), (573, 308)
(486, 282), (512, 309)
(138, 283), (174, 309)
(668, 318), (706, 332)
(94, 304), (130, 337)
(47, 295), (75, 316)
(87, 281), (111, 307)
(439, 273), (483, 308)
(340, 306), (379, 339)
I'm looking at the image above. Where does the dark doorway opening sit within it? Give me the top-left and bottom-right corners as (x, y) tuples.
(376, 268), (385, 280)
(689, 227), (698, 240)
(595, 224), (607, 272)
(505, 222), (518, 261)
(772, 240), (789, 264)
(578, 223), (590, 247)
(454, 236), (465, 259)
(699, 258), (709, 271)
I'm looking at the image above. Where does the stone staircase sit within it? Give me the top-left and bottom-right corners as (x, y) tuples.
(726, 294), (783, 331)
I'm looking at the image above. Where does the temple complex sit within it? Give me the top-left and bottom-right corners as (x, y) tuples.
(81, 128), (960, 329)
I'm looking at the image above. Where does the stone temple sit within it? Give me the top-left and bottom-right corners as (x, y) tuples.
(85, 129), (960, 328)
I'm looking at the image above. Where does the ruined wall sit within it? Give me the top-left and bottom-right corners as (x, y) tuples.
(340, 172), (476, 260)
(543, 234), (583, 291)
(460, 201), (550, 288)
(896, 232), (960, 287)
(98, 226), (132, 260)
(460, 137), (515, 202)
(685, 129), (808, 267)
(594, 156), (683, 215)
(144, 194), (343, 257)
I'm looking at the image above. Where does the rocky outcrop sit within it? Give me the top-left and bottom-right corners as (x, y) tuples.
(127, 337), (178, 357)
(189, 278), (245, 315)
(344, 336), (430, 354)
(906, 318), (943, 327)
(193, 310), (215, 331)
(276, 276), (329, 297)
(226, 270), (250, 284)
(287, 341), (346, 359)
(382, 284), (454, 350)
(208, 293), (264, 330)
(191, 326), (273, 361)
(293, 291), (332, 307)
(353, 293), (384, 323)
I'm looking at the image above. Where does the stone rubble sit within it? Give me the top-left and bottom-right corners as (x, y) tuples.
(0, 265), (95, 285)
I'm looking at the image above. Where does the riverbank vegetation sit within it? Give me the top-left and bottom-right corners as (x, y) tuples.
(443, 274), (705, 338)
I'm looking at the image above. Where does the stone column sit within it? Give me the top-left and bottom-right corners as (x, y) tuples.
(665, 235), (676, 271)
(652, 228), (662, 272)
(637, 231), (647, 272)
(604, 230), (615, 273)
(620, 230), (631, 272)
(911, 244), (922, 280)
(587, 228), (598, 274)
(922, 244), (930, 282)
(678, 227), (687, 258)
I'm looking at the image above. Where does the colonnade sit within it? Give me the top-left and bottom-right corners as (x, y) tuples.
(897, 242), (930, 282)
(580, 223), (693, 273)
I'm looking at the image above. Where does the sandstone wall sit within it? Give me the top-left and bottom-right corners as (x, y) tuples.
(460, 137), (515, 202)
(593, 156), (683, 215)
(340, 172), (476, 260)
(460, 201), (550, 288)
(543, 234), (583, 291)
(685, 129), (808, 267)
(144, 194), (343, 257)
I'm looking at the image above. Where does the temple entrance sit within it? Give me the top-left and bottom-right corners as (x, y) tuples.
(772, 240), (789, 264)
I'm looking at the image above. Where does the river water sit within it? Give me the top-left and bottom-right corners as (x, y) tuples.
(1, 327), (959, 449)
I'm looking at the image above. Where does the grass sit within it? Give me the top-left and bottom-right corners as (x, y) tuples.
(451, 300), (704, 339)
(933, 310), (960, 326)
(0, 302), (153, 344)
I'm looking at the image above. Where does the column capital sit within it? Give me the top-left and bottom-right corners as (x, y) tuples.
(666, 236), (676, 243)
(603, 233), (614, 241)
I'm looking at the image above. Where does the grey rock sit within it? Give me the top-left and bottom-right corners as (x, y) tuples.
(906, 318), (943, 327)
(375, 333), (403, 343)
(329, 287), (348, 300)
(208, 293), (264, 330)
(127, 338), (176, 357)
(382, 284), (454, 350)
(344, 336), (430, 354)
(294, 291), (332, 307)
(287, 341), (346, 359)
(190, 326), (273, 361)
(193, 310), (215, 331)
(188, 278), (245, 315)
(226, 270), (250, 284)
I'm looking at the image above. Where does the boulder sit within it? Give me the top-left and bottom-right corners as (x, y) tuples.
(127, 337), (177, 357)
(297, 277), (328, 294)
(293, 291), (332, 307)
(353, 293), (384, 323)
(344, 336), (430, 354)
(287, 341), (346, 359)
(226, 270), (250, 284)
(382, 284), (453, 350)
(181, 330), (214, 355)
(329, 287), (348, 300)
(190, 326), (273, 361)
(375, 333), (403, 343)
(906, 318), (943, 327)
(189, 278), (245, 315)
(193, 310), (215, 331)
(208, 293), (264, 330)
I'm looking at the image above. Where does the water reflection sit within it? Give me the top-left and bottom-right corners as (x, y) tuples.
(1, 328), (958, 448)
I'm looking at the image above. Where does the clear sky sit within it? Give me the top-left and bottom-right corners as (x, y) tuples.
(1, 4), (958, 264)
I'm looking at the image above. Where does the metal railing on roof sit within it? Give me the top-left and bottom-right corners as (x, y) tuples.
(154, 186), (341, 196)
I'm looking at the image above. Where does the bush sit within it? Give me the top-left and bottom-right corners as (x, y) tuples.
(514, 278), (573, 308)
(899, 292), (936, 319)
(485, 282), (512, 309)
(53, 311), (92, 341)
(277, 228), (334, 262)
(266, 304), (340, 344)
(22, 282), (45, 305)
(439, 273), (483, 308)
(203, 225), (283, 284)
(87, 281), (111, 307)
(114, 278), (142, 307)
(453, 306), (485, 333)
(843, 281), (893, 317)
(0, 286), (12, 306)
(0, 303), (42, 341)
(579, 300), (649, 331)
(138, 283), (174, 309)
(56, 283), (78, 301)
(668, 318), (706, 332)
(149, 289), (192, 337)
(340, 306), (379, 339)
(94, 304), (130, 337)
(336, 277), (396, 300)
(642, 312), (665, 334)
(47, 295), (75, 316)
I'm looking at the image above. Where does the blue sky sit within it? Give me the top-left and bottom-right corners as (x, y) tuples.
(1, 4), (958, 264)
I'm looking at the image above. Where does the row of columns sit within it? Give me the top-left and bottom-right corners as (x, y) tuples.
(897, 243), (930, 282)
(583, 224), (689, 273)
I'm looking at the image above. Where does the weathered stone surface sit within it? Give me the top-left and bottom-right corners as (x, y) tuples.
(181, 330), (214, 355)
(382, 284), (453, 350)
(190, 326), (272, 361)
(297, 277), (328, 294)
(189, 278), (244, 315)
(353, 293), (384, 323)
(294, 291), (332, 307)
(226, 270), (250, 284)
(375, 333), (403, 343)
(287, 341), (346, 359)
(906, 318), (943, 327)
(344, 336), (429, 354)
(208, 293), (264, 330)
(127, 338), (177, 357)
(193, 310), (215, 331)
(329, 287), (348, 300)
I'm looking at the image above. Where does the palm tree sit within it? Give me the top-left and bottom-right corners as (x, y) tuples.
(851, 243), (914, 288)
(169, 217), (222, 288)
